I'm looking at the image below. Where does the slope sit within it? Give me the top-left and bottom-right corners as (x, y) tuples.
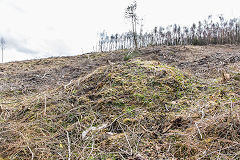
(0, 45), (240, 159)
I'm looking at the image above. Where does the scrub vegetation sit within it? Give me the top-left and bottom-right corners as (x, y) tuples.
(0, 45), (240, 159)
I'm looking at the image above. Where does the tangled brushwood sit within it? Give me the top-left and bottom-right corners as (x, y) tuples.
(0, 45), (240, 159)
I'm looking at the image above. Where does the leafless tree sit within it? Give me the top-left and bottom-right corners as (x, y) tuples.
(125, 1), (138, 50)
(97, 15), (240, 52)
(0, 37), (6, 63)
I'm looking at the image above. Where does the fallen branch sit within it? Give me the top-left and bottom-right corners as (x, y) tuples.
(44, 94), (47, 116)
(66, 131), (71, 160)
(27, 146), (34, 160)
(195, 122), (203, 140)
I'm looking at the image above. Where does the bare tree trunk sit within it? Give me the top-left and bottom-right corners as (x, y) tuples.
(132, 18), (138, 50)
(1, 47), (3, 63)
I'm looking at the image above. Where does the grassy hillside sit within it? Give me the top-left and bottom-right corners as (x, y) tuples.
(0, 45), (240, 159)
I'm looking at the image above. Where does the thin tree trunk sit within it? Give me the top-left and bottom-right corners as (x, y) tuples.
(1, 47), (3, 63)
(132, 17), (138, 50)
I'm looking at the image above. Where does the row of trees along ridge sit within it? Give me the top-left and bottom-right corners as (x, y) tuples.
(97, 2), (240, 52)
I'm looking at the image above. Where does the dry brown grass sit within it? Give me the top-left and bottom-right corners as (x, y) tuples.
(0, 45), (239, 159)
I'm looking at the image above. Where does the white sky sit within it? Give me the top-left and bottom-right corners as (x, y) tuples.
(0, 0), (239, 62)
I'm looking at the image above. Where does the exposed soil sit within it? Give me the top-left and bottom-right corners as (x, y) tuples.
(139, 45), (240, 78)
(0, 51), (123, 95)
(1, 45), (239, 96)
(0, 45), (240, 159)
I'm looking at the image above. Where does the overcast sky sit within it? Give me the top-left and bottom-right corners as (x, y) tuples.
(0, 0), (240, 62)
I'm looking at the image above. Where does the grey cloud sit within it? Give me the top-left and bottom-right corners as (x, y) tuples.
(13, 44), (39, 54)
(1, 33), (39, 54)
(0, 32), (72, 58)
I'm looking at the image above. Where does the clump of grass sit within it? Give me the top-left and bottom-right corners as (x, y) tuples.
(124, 50), (140, 61)
(4, 58), (239, 159)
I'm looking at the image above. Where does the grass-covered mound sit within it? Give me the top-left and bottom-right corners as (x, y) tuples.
(0, 59), (201, 159)
(0, 58), (239, 159)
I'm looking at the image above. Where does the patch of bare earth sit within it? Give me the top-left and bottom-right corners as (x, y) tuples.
(0, 45), (239, 159)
